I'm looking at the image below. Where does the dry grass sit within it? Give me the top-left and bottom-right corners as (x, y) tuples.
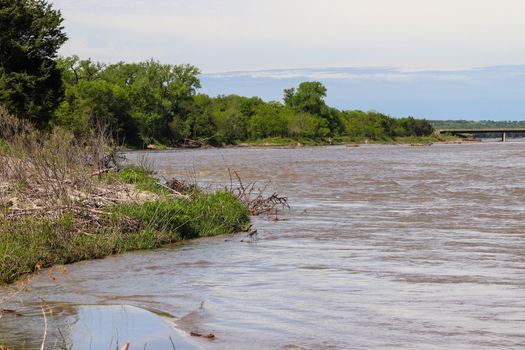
(0, 107), (159, 224)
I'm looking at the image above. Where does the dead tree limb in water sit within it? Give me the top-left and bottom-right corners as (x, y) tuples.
(226, 169), (289, 216)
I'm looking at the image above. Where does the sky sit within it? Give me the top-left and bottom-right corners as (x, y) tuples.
(50, 0), (525, 120)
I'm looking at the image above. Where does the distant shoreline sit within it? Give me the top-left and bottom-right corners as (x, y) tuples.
(136, 135), (489, 151)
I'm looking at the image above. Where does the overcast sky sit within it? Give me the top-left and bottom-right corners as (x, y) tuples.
(50, 0), (525, 119)
(52, 0), (525, 72)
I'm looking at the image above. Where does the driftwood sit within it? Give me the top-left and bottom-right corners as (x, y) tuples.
(0, 309), (23, 317)
(226, 169), (289, 216)
(90, 167), (117, 177)
(179, 138), (204, 148)
(166, 178), (198, 194)
(190, 331), (215, 339)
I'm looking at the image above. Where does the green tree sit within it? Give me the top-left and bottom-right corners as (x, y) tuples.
(54, 58), (201, 146)
(124, 60), (200, 144)
(247, 102), (285, 138)
(183, 94), (216, 140)
(284, 81), (327, 116)
(283, 109), (329, 138)
(0, 0), (67, 127)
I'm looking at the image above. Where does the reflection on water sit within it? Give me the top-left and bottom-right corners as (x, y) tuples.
(2, 143), (525, 349)
(71, 305), (198, 350)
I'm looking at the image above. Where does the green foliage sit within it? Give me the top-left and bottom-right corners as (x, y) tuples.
(186, 192), (250, 236)
(0, 215), (123, 284)
(0, 191), (250, 284)
(181, 94), (216, 140)
(110, 192), (249, 240)
(111, 200), (190, 239)
(396, 117), (434, 136)
(0, 0), (67, 127)
(53, 57), (201, 146)
(340, 110), (434, 140)
(284, 81), (327, 115)
(51, 59), (434, 146)
(284, 110), (329, 138)
(247, 102), (286, 138)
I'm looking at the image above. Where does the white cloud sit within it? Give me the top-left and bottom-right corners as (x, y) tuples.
(204, 67), (476, 83)
(52, 0), (525, 71)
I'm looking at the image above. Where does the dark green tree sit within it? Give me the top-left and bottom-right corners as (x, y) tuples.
(0, 0), (67, 127)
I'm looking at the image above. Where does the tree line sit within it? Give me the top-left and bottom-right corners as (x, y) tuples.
(1, 0), (434, 148)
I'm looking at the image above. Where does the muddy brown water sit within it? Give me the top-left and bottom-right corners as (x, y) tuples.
(1, 143), (525, 349)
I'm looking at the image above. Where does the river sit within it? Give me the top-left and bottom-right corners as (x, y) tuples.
(1, 143), (525, 349)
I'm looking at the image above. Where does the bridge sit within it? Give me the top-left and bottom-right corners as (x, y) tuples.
(436, 128), (525, 142)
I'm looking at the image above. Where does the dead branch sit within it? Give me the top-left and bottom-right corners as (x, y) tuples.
(166, 178), (197, 195)
(226, 169), (289, 216)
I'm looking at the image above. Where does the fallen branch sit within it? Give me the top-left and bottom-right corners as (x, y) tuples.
(90, 167), (116, 177)
(226, 169), (289, 216)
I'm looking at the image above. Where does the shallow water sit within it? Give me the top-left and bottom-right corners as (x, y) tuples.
(2, 143), (525, 349)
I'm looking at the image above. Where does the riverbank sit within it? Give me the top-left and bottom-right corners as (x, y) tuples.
(0, 116), (250, 285)
(227, 134), (465, 148)
(0, 166), (250, 285)
(141, 134), (466, 151)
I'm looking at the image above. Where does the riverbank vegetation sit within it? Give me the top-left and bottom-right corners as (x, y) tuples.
(0, 110), (250, 284)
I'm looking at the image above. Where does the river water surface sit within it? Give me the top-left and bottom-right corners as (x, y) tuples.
(2, 143), (525, 349)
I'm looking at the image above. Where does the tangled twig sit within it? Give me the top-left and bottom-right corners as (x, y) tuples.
(226, 169), (289, 216)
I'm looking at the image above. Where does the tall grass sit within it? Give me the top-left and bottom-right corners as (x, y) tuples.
(0, 192), (249, 284)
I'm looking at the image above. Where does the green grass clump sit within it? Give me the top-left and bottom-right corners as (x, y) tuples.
(0, 215), (115, 284)
(186, 191), (250, 236)
(110, 199), (191, 239)
(0, 139), (8, 153)
(0, 192), (250, 285)
(111, 191), (250, 239)
(104, 166), (170, 195)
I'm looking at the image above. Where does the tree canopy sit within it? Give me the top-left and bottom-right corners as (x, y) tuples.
(50, 60), (434, 147)
(284, 81), (327, 116)
(0, 0), (67, 127)
(54, 57), (201, 146)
